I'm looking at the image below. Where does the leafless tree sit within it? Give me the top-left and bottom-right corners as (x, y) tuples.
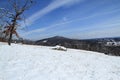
(0, 0), (34, 45)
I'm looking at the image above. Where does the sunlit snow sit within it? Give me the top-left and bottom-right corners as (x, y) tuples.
(0, 42), (120, 80)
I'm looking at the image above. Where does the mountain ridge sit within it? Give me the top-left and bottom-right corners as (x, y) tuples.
(34, 36), (120, 56)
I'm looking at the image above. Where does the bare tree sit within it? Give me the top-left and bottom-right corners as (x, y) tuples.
(0, 0), (33, 45)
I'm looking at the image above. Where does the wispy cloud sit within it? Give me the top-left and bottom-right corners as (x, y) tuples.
(25, 22), (120, 40)
(22, 8), (120, 36)
(20, 0), (83, 27)
(19, 0), (120, 40)
(71, 26), (120, 39)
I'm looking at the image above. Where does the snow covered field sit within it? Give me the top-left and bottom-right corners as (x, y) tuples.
(0, 42), (120, 80)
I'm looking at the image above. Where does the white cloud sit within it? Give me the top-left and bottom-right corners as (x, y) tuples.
(20, 0), (120, 39)
(72, 26), (120, 39)
(22, 8), (120, 36)
(21, 18), (120, 39)
(20, 0), (82, 27)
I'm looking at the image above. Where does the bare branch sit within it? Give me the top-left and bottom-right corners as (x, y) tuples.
(0, 0), (34, 45)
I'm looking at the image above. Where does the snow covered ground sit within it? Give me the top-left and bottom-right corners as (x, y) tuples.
(0, 42), (120, 80)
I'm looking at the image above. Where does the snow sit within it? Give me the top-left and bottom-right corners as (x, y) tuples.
(106, 42), (120, 46)
(43, 40), (48, 43)
(0, 42), (120, 80)
(52, 45), (67, 51)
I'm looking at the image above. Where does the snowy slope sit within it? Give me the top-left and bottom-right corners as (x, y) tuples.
(0, 42), (120, 80)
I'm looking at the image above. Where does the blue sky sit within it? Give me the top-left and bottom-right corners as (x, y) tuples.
(1, 0), (120, 40)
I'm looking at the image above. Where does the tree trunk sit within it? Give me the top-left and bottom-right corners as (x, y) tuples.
(8, 26), (14, 45)
(8, 19), (17, 45)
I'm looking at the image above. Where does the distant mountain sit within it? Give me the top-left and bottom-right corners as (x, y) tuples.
(35, 36), (83, 47)
(35, 36), (120, 46)
(35, 36), (120, 56)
